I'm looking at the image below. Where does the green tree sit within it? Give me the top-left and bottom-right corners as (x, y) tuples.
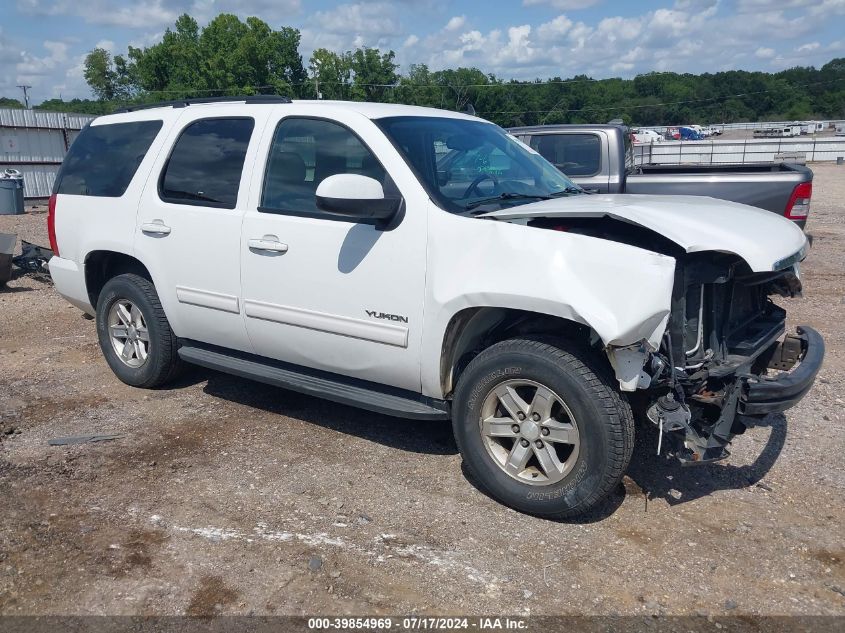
(308, 49), (352, 100)
(83, 48), (132, 100)
(349, 48), (398, 102)
(0, 97), (24, 109)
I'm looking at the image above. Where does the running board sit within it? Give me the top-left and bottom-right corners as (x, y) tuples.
(178, 342), (450, 421)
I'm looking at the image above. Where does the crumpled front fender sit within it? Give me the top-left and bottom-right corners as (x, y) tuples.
(421, 207), (677, 398)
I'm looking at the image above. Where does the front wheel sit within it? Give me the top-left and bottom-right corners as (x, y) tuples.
(452, 339), (634, 519)
(95, 273), (183, 388)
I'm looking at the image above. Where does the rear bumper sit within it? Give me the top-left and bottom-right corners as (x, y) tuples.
(48, 256), (94, 315)
(739, 325), (824, 415)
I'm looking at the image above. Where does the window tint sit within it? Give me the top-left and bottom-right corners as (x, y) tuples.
(261, 118), (387, 215)
(529, 133), (601, 177)
(56, 120), (162, 197)
(160, 118), (254, 209)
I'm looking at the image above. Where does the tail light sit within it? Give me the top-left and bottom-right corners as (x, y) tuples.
(785, 182), (812, 220)
(47, 193), (59, 256)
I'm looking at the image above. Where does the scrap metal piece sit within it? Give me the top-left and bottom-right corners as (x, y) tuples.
(48, 434), (123, 446)
(13, 240), (53, 275)
(0, 232), (14, 286)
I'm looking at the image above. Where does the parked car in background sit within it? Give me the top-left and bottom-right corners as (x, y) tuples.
(508, 123), (814, 228)
(678, 126), (704, 140)
(631, 128), (662, 144)
(754, 125), (801, 138)
(47, 98), (822, 519)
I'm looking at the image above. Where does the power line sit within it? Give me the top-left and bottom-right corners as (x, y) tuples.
(100, 76), (845, 116)
(104, 72), (675, 96)
(477, 77), (845, 116)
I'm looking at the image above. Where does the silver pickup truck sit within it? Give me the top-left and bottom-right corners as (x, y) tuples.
(507, 124), (814, 228)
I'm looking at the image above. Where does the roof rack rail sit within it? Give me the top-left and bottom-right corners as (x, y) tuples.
(114, 95), (293, 113)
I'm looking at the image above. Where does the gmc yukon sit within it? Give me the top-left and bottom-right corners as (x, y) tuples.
(47, 97), (823, 518)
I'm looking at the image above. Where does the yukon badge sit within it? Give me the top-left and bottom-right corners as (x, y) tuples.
(366, 310), (409, 323)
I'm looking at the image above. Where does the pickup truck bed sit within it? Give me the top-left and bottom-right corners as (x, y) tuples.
(509, 124), (814, 228)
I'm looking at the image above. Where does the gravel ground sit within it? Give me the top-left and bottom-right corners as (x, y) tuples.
(1, 166), (844, 617)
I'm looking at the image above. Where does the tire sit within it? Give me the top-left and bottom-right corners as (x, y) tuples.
(452, 338), (634, 519)
(95, 273), (183, 388)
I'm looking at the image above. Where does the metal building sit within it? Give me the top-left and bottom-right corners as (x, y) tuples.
(0, 108), (96, 199)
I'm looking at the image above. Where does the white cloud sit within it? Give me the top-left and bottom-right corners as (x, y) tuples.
(7, 0), (845, 102)
(444, 16), (466, 31)
(522, 0), (601, 9)
(313, 2), (400, 36)
(537, 15), (573, 40)
(303, 1), (401, 53)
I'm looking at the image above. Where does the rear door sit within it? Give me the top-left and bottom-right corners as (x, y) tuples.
(525, 132), (609, 192)
(134, 107), (269, 352)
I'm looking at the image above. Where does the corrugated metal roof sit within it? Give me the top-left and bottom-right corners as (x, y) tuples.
(0, 108), (95, 130)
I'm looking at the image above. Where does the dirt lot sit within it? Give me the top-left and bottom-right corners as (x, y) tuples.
(1, 166), (844, 617)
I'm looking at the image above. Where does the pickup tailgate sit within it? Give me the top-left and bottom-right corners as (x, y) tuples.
(625, 163), (813, 228)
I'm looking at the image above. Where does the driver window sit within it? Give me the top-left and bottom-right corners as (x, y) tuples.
(260, 117), (388, 216)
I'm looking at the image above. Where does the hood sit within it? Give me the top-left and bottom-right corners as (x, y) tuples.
(481, 194), (807, 272)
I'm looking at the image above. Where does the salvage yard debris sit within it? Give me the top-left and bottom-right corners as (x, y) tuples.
(0, 231), (14, 286)
(0, 232), (53, 287)
(13, 240), (53, 276)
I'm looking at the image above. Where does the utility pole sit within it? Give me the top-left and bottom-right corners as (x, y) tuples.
(17, 85), (32, 109)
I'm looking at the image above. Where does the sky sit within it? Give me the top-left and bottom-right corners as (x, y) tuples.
(2, 0), (844, 104)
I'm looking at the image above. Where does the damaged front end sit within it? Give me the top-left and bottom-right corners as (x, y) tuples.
(624, 252), (824, 465)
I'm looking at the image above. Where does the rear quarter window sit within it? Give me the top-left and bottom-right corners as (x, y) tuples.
(56, 120), (163, 197)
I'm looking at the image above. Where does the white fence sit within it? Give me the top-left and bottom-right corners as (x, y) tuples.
(634, 137), (845, 165)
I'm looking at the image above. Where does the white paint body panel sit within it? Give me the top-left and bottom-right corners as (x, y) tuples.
(48, 100), (806, 401)
(483, 194), (807, 273)
(240, 105), (427, 392)
(131, 105), (273, 353)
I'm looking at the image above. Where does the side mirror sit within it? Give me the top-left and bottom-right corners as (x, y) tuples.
(315, 174), (401, 227)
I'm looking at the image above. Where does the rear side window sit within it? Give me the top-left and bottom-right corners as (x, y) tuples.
(529, 133), (601, 177)
(160, 118), (254, 209)
(56, 120), (162, 197)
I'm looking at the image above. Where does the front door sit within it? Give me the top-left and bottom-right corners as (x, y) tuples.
(240, 113), (427, 392)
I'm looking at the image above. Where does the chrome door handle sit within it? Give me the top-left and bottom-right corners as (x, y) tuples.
(248, 237), (288, 253)
(140, 221), (171, 235)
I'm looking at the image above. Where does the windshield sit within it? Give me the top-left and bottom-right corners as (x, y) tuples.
(375, 116), (582, 214)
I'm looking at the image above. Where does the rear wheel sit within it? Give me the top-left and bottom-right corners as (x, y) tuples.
(95, 273), (183, 388)
(452, 338), (633, 518)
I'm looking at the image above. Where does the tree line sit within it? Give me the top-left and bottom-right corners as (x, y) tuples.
(5, 13), (845, 127)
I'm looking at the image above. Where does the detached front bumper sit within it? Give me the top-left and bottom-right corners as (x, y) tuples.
(740, 326), (825, 415)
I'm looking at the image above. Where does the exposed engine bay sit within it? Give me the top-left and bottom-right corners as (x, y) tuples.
(527, 215), (822, 465)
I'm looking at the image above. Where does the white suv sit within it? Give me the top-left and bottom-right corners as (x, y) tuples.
(48, 96), (823, 518)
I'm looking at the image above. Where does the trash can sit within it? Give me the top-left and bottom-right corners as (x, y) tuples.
(0, 169), (25, 215)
